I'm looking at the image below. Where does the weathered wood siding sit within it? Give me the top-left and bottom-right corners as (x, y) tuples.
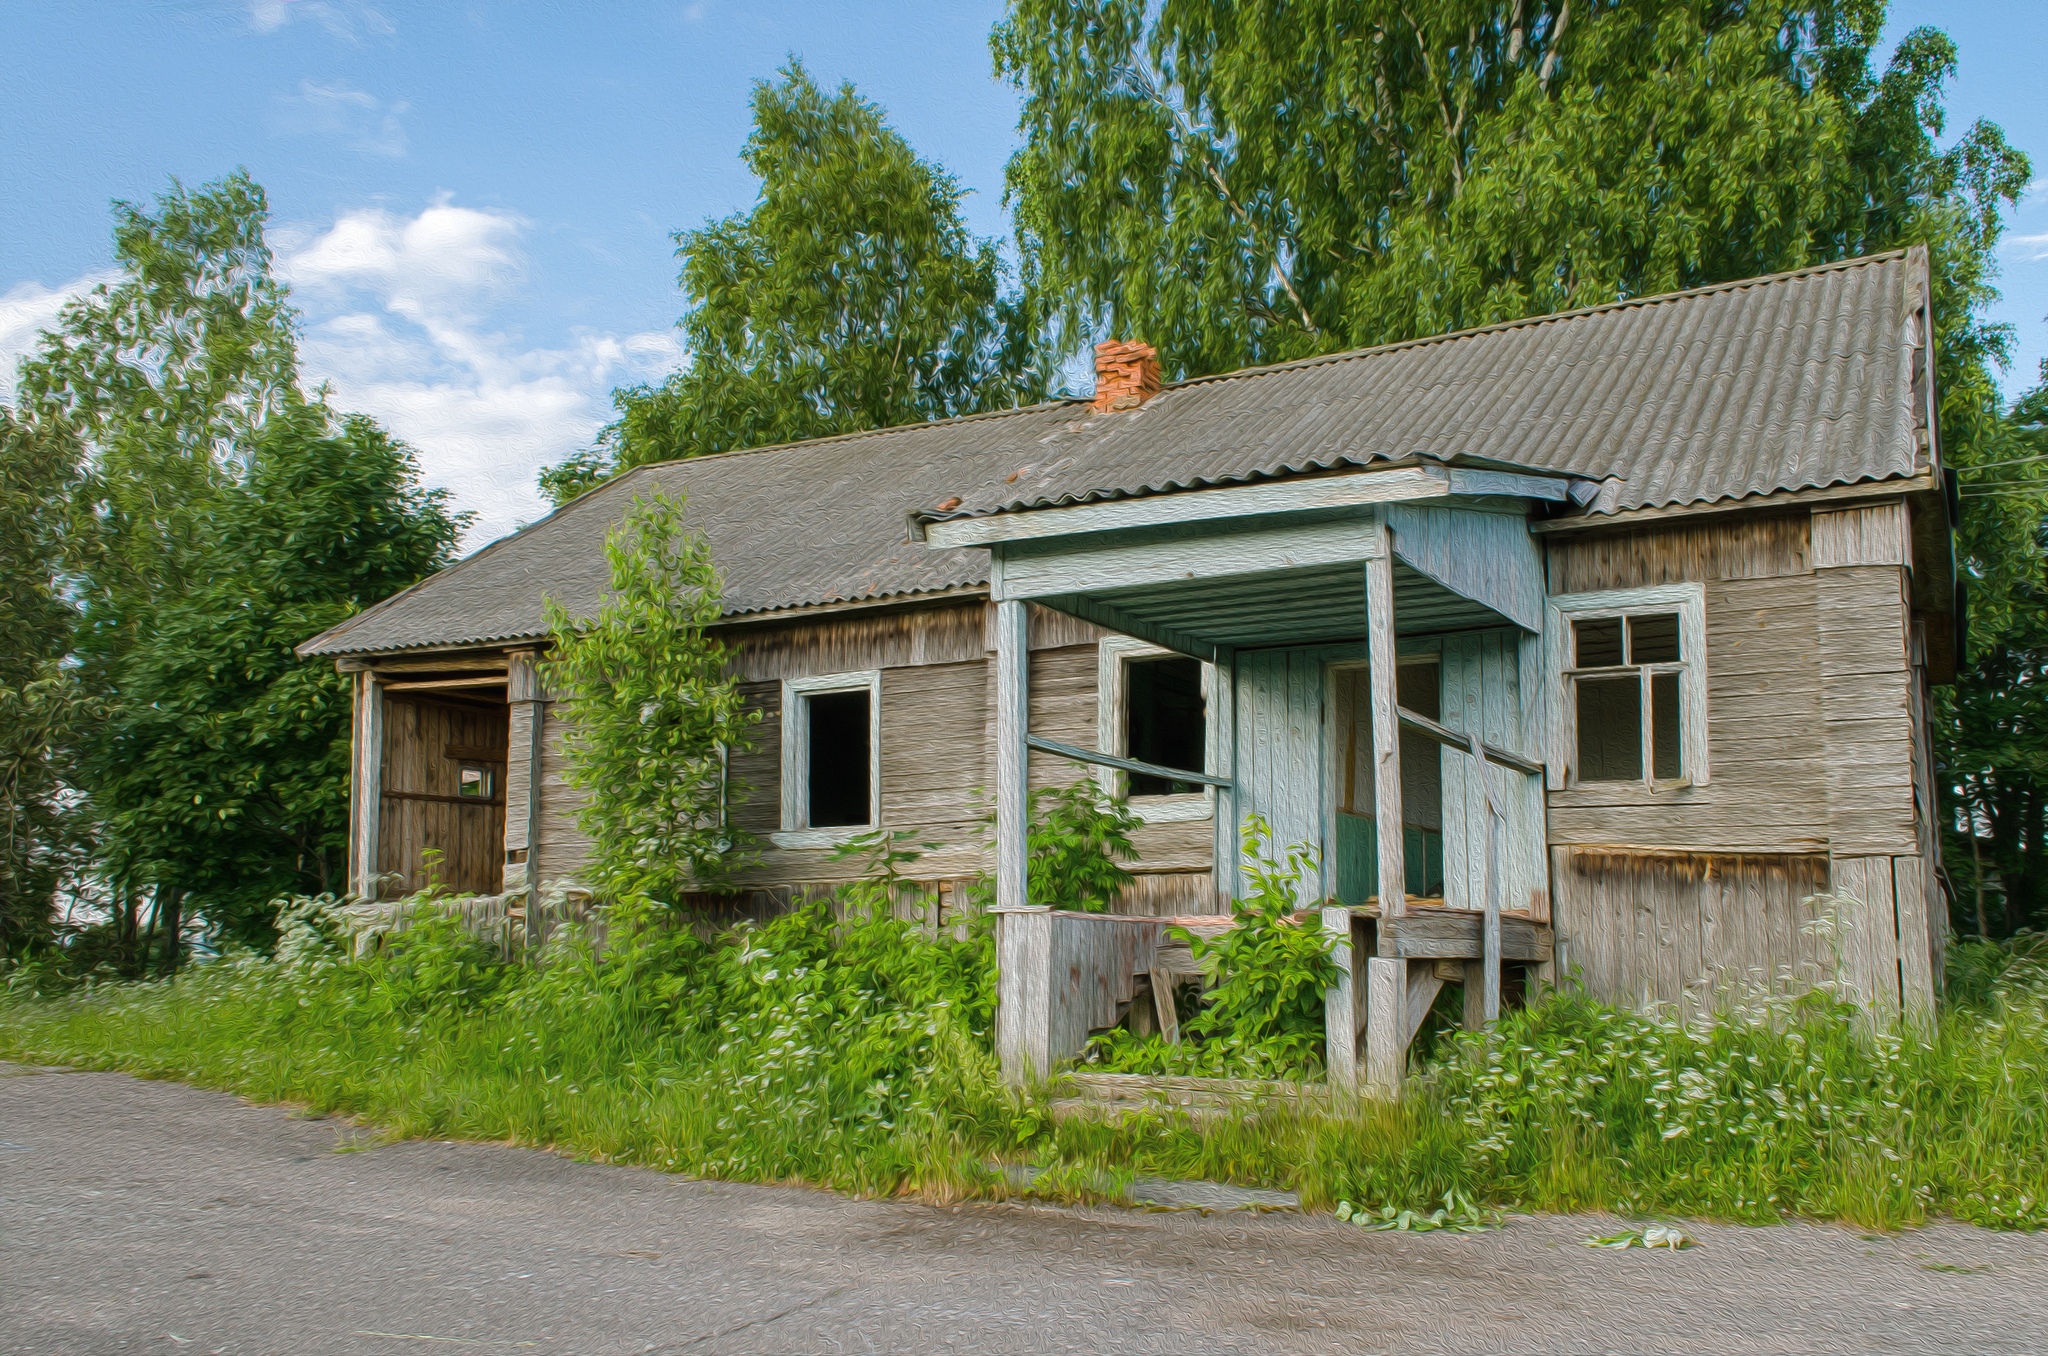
(375, 695), (508, 897)
(535, 698), (593, 886)
(1549, 847), (1834, 1019)
(1815, 564), (1918, 855)
(1546, 512), (1812, 593)
(1437, 630), (1549, 920)
(1544, 501), (1936, 1016)
(523, 604), (1211, 907)
(1551, 848), (1932, 1021)
(1234, 645), (1347, 892)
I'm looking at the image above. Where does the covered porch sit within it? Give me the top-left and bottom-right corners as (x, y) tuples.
(926, 464), (1563, 1095)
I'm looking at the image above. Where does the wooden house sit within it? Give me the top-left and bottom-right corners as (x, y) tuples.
(300, 250), (1956, 1092)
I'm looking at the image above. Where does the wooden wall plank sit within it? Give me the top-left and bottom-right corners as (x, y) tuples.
(1548, 574), (1828, 850)
(1547, 512), (1812, 593)
(1811, 504), (1910, 570)
(1815, 566), (1917, 856)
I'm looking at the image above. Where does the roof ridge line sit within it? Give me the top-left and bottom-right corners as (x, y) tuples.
(1157, 249), (1915, 394)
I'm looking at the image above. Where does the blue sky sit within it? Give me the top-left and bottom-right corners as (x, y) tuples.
(3, 1), (2043, 547)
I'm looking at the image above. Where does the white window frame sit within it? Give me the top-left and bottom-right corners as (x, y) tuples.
(773, 669), (882, 848)
(1545, 584), (1709, 790)
(1097, 636), (1217, 823)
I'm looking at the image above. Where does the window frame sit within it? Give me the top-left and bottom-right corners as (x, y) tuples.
(773, 669), (882, 848)
(1097, 636), (1217, 823)
(1545, 584), (1709, 790)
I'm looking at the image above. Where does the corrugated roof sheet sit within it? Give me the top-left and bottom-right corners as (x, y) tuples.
(301, 251), (1926, 659)
(934, 250), (1925, 520)
(299, 401), (1091, 656)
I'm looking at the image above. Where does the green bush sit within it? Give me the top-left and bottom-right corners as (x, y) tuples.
(7, 869), (2048, 1232)
(1085, 813), (1339, 1079)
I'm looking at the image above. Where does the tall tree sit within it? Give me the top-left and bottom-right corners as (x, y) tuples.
(541, 64), (1044, 505)
(85, 406), (463, 950)
(0, 414), (89, 956)
(17, 171), (302, 613)
(9, 172), (463, 964)
(1940, 364), (2048, 937)
(995, 1), (2025, 377)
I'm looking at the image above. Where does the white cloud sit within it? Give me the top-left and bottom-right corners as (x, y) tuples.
(1, 203), (676, 549)
(274, 79), (409, 157)
(0, 274), (115, 406)
(2009, 232), (2048, 263)
(277, 200), (683, 547)
(249, 1), (394, 41)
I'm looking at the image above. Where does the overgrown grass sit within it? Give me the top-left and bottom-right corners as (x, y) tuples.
(6, 896), (2048, 1232)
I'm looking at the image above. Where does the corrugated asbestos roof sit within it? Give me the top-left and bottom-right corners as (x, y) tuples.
(932, 250), (1926, 521)
(299, 401), (1091, 657)
(301, 251), (1925, 658)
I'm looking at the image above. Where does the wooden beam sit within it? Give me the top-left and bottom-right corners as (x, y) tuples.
(1528, 476), (1933, 535)
(1323, 905), (1358, 1093)
(1040, 594), (1219, 665)
(1397, 705), (1543, 775)
(994, 517), (1385, 602)
(1374, 910), (1554, 963)
(379, 675), (510, 693)
(1024, 734), (1232, 789)
(1365, 523), (1405, 922)
(349, 672), (383, 899)
(994, 599), (1030, 914)
(367, 655), (511, 674)
(1212, 645), (1238, 905)
(926, 465), (1457, 548)
(1364, 956), (1405, 1099)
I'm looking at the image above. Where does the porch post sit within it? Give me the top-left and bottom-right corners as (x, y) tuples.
(992, 596), (1045, 1084)
(995, 598), (1030, 913)
(348, 669), (384, 899)
(1365, 523), (1405, 918)
(1211, 644), (1238, 906)
(1363, 518), (1406, 1098)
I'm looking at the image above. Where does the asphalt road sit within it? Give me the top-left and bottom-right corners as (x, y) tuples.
(4, 1063), (2047, 1355)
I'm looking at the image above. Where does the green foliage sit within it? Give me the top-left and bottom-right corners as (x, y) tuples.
(17, 170), (303, 608)
(12, 902), (2048, 1231)
(1088, 814), (1339, 1078)
(995, 1), (2027, 379)
(0, 413), (89, 955)
(1022, 781), (1140, 912)
(543, 490), (758, 902)
(3, 172), (463, 967)
(541, 63), (1044, 504)
(81, 405), (463, 945)
(1940, 363), (2048, 936)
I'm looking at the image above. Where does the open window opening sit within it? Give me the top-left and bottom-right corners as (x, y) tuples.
(1549, 584), (1709, 789)
(1099, 638), (1215, 821)
(1125, 654), (1206, 795)
(805, 688), (871, 827)
(778, 671), (880, 841)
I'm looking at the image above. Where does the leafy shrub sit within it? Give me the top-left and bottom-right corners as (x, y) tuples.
(1086, 814), (1338, 1079)
(1013, 781), (1141, 912)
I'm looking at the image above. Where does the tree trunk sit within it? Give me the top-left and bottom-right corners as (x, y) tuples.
(156, 888), (184, 974)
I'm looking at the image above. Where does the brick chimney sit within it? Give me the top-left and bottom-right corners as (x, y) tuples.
(1092, 340), (1160, 413)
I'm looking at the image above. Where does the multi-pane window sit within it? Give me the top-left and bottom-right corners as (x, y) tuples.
(1548, 585), (1709, 789)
